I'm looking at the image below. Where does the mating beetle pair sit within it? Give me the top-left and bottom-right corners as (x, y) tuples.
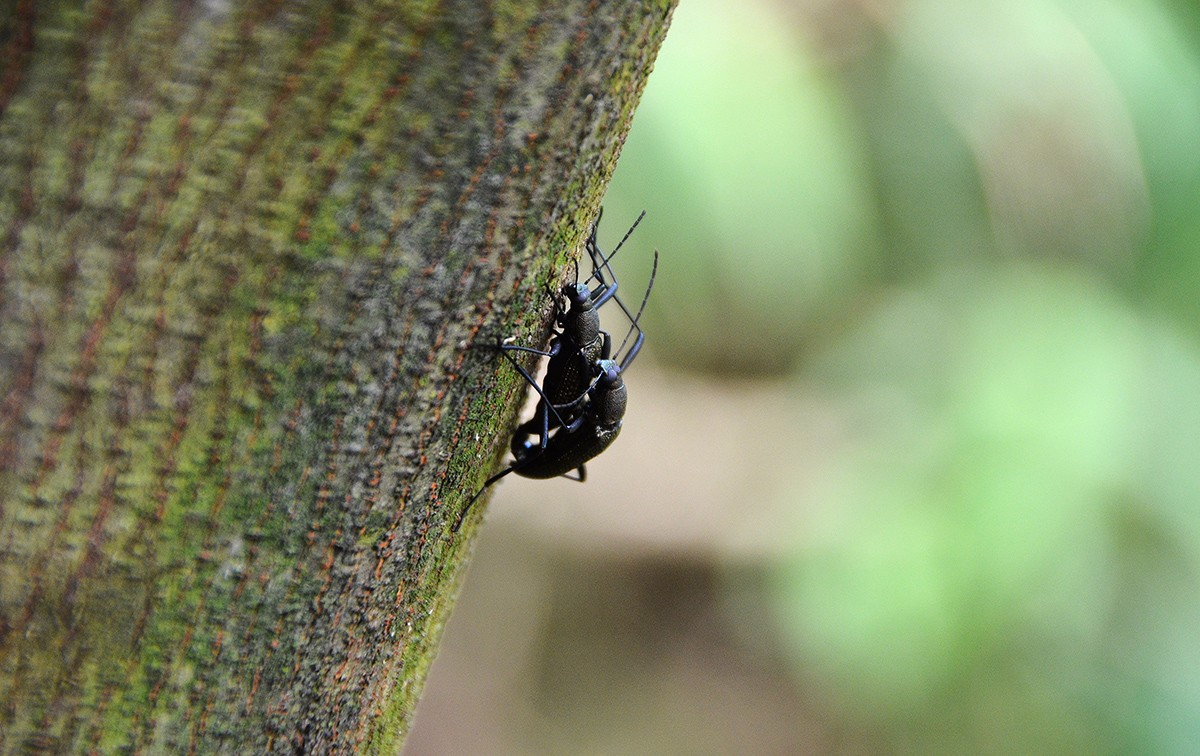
(452, 211), (656, 531)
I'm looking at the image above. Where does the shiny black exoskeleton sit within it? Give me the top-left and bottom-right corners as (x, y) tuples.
(509, 358), (627, 480)
(452, 212), (655, 532)
(495, 209), (648, 460)
(499, 282), (609, 458)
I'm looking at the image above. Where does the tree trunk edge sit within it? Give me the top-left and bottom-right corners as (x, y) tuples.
(0, 1), (676, 752)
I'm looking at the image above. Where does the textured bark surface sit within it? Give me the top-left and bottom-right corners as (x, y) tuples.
(0, 1), (673, 751)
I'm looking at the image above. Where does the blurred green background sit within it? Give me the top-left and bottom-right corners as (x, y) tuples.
(409, 0), (1200, 752)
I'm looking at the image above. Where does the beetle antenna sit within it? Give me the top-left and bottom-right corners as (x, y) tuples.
(583, 209), (646, 293)
(582, 210), (648, 342)
(614, 248), (656, 367)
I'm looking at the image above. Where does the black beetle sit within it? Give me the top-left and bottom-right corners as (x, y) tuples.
(452, 212), (656, 532)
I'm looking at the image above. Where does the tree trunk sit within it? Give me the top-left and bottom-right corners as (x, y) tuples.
(0, 1), (673, 751)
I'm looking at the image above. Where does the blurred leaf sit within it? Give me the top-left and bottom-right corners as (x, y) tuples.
(603, 0), (878, 375)
(768, 264), (1200, 750)
(875, 0), (1152, 273)
(1058, 0), (1200, 324)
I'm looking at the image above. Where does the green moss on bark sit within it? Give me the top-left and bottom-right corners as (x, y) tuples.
(0, 0), (674, 751)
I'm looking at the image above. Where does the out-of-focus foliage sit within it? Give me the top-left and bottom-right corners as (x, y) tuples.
(596, 0), (1200, 751)
(600, 0), (877, 374)
(413, 0), (1200, 752)
(773, 268), (1200, 751)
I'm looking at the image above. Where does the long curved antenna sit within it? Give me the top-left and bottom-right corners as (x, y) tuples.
(614, 248), (657, 368)
(588, 209), (647, 286)
(582, 210), (646, 315)
(581, 206), (606, 289)
(580, 211), (649, 362)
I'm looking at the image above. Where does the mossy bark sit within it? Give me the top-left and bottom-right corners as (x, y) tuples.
(0, 1), (674, 751)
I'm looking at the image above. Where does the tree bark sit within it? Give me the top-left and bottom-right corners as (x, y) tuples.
(0, 1), (673, 751)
